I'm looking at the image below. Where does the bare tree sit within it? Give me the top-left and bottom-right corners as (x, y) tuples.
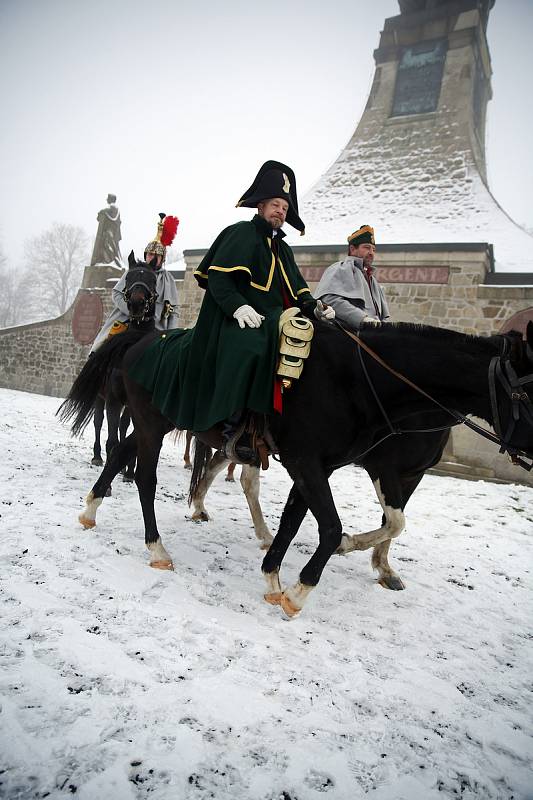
(24, 223), (90, 317)
(0, 244), (22, 328)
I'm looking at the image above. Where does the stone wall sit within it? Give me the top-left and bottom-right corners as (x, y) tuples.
(0, 265), (119, 399)
(2, 248), (532, 484)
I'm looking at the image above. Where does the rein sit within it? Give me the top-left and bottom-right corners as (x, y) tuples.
(336, 322), (533, 471)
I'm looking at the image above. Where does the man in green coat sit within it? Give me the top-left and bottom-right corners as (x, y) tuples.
(129, 160), (334, 462)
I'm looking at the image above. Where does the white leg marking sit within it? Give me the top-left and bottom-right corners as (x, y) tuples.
(280, 581), (314, 617)
(372, 539), (405, 589)
(79, 491), (103, 528)
(147, 538), (174, 570)
(338, 479), (405, 553)
(263, 570), (283, 605)
(241, 466), (273, 549)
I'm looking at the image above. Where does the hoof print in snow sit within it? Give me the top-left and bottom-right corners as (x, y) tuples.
(129, 761), (169, 793)
(305, 770), (335, 791)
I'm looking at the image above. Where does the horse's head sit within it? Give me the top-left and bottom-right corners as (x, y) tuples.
(123, 250), (158, 322)
(492, 321), (533, 470)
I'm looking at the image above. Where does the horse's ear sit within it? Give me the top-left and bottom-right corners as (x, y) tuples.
(128, 250), (136, 270)
(526, 321), (533, 364)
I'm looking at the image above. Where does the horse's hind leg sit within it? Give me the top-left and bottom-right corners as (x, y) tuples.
(225, 462), (236, 482)
(240, 465), (273, 550)
(92, 396), (105, 466)
(183, 430), (193, 470)
(80, 432), (138, 529)
(190, 449), (228, 521)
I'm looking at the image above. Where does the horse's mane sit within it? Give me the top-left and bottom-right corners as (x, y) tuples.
(381, 321), (480, 345)
(316, 319), (513, 362)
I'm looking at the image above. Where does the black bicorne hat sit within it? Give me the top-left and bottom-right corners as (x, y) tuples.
(237, 160), (305, 235)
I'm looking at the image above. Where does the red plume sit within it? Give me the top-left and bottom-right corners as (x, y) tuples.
(161, 215), (179, 247)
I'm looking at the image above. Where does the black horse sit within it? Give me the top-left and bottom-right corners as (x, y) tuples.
(62, 252), (158, 476)
(59, 320), (533, 613)
(91, 382), (134, 483)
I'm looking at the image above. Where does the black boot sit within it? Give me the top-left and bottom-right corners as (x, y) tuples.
(222, 412), (260, 466)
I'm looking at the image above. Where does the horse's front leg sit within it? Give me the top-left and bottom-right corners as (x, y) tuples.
(263, 462), (340, 617)
(190, 449), (228, 521)
(338, 475), (407, 590)
(119, 409), (135, 482)
(262, 482), (309, 606)
(80, 432), (137, 529)
(134, 432), (173, 570)
(240, 465), (273, 550)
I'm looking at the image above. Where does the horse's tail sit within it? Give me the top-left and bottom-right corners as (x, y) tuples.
(57, 330), (145, 437)
(188, 438), (213, 506)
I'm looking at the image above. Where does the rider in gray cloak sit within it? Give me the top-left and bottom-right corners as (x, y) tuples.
(90, 213), (180, 353)
(314, 224), (390, 330)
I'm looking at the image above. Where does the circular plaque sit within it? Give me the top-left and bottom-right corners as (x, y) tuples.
(499, 307), (533, 337)
(72, 292), (104, 345)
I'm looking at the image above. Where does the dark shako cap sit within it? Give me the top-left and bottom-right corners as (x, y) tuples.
(347, 225), (375, 247)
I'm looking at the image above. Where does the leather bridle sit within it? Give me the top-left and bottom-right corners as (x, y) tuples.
(337, 323), (533, 472)
(122, 278), (157, 322)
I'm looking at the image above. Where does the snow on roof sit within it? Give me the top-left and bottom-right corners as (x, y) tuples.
(298, 137), (533, 272)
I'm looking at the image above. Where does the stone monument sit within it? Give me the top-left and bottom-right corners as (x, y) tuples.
(90, 193), (123, 268)
(301, 0), (533, 272)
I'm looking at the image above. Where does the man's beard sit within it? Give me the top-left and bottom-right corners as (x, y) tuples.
(270, 217), (283, 229)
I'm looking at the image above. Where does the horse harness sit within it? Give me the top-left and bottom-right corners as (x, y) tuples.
(337, 323), (533, 472)
(122, 272), (158, 322)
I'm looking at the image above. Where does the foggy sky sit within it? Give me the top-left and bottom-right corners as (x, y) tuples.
(1, 0), (531, 266)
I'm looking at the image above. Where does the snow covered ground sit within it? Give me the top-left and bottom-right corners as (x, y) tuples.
(0, 388), (532, 800)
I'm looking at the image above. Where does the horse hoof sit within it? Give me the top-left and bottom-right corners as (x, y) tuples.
(91, 457), (103, 466)
(280, 593), (301, 618)
(184, 463), (192, 470)
(191, 511), (209, 522)
(264, 591), (282, 605)
(260, 540), (272, 551)
(225, 476), (235, 483)
(378, 575), (405, 591)
(105, 486), (112, 497)
(122, 475), (134, 483)
(79, 514), (96, 530)
(150, 560), (174, 571)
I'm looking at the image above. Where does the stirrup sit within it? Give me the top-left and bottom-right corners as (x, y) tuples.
(223, 420), (259, 467)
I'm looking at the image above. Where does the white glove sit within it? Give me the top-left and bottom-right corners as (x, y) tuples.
(233, 304), (265, 329)
(314, 300), (335, 321)
(361, 315), (381, 327)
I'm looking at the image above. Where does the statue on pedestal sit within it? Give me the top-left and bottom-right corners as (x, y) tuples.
(90, 193), (123, 267)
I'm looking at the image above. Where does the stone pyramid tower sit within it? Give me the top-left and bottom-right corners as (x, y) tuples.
(302, 0), (533, 271)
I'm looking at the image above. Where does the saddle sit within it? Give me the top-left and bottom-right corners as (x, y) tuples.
(222, 310), (315, 469)
(223, 412), (278, 470)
